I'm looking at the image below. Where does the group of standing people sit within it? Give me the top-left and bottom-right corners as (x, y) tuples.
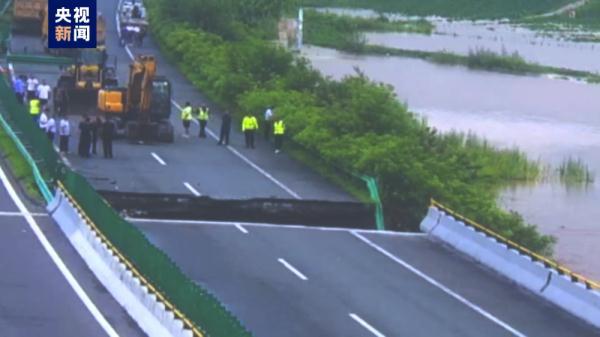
(242, 106), (285, 153)
(14, 75), (53, 124)
(13, 75), (73, 153)
(12, 74), (117, 159)
(180, 103), (285, 153)
(38, 109), (71, 153)
(77, 116), (115, 159)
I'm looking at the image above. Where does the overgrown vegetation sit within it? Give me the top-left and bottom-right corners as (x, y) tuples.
(304, 11), (600, 82)
(558, 157), (595, 185)
(521, 0), (600, 32)
(303, 10), (431, 52)
(0, 126), (40, 199)
(145, 0), (555, 253)
(298, 0), (574, 19)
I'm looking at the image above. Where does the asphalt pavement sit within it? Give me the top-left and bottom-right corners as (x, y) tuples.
(9, 0), (354, 201)
(134, 219), (600, 337)
(0, 165), (146, 337)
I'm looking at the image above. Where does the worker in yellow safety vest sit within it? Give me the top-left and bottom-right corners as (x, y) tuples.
(242, 114), (259, 149)
(197, 105), (209, 138)
(273, 118), (285, 154)
(181, 102), (193, 138)
(29, 97), (41, 123)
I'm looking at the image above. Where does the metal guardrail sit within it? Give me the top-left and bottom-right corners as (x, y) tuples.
(431, 199), (600, 290)
(6, 52), (74, 65)
(58, 181), (206, 337)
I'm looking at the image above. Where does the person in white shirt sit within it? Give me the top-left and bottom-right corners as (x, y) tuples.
(46, 114), (57, 142)
(264, 106), (273, 141)
(59, 116), (71, 153)
(38, 109), (48, 130)
(37, 79), (52, 108)
(26, 75), (39, 101)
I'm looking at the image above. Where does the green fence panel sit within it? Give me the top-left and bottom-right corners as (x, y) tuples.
(62, 171), (254, 337)
(360, 176), (385, 231)
(0, 74), (63, 194)
(286, 138), (386, 230)
(0, 68), (253, 337)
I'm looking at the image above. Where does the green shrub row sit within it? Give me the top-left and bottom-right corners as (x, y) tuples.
(145, 0), (555, 254)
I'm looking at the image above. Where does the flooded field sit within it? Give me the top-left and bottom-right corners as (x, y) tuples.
(303, 45), (600, 280)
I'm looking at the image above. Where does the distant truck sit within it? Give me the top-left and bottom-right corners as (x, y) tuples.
(13, 0), (46, 33)
(119, 0), (148, 46)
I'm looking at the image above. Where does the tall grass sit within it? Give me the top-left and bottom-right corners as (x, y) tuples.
(442, 131), (541, 182)
(558, 157), (595, 185)
(299, 0), (574, 19)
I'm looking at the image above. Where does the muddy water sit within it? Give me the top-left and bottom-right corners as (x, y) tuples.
(303, 46), (600, 280)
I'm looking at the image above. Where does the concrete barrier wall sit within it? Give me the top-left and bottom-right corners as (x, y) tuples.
(542, 271), (600, 327)
(421, 207), (600, 330)
(48, 189), (195, 337)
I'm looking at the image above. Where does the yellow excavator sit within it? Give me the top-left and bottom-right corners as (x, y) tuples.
(97, 55), (174, 143)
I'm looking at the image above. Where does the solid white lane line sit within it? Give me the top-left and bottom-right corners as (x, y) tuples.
(278, 258), (308, 281)
(151, 152), (167, 166)
(0, 211), (47, 217)
(170, 101), (302, 200)
(235, 223), (249, 234)
(349, 313), (386, 337)
(116, 0), (135, 61)
(351, 232), (528, 337)
(0, 166), (120, 337)
(124, 45), (134, 61)
(128, 217), (427, 237)
(183, 182), (201, 197)
(226, 144), (302, 199)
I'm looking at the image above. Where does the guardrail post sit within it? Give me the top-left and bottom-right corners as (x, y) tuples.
(361, 175), (385, 231)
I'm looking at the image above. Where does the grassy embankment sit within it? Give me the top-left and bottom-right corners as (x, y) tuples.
(0, 124), (40, 199)
(145, 0), (556, 254)
(521, 0), (600, 34)
(303, 10), (600, 83)
(299, 0), (575, 19)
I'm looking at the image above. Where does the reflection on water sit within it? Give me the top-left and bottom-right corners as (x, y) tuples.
(366, 29), (600, 73)
(303, 45), (600, 279)
(315, 7), (600, 72)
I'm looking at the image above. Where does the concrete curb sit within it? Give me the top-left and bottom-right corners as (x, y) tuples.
(48, 189), (194, 337)
(421, 207), (600, 330)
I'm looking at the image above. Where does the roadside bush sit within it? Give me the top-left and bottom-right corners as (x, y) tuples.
(146, 0), (554, 253)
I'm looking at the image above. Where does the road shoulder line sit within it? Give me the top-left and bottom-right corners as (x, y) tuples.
(351, 231), (527, 337)
(0, 165), (120, 337)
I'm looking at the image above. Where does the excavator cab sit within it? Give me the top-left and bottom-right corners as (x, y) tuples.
(98, 55), (174, 143)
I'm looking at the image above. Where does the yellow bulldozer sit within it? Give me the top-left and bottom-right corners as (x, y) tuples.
(97, 55), (174, 143)
(54, 48), (118, 115)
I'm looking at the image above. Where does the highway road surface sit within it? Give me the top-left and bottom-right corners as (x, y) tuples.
(133, 219), (600, 337)
(10, 0), (354, 201)
(0, 164), (146, 337)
